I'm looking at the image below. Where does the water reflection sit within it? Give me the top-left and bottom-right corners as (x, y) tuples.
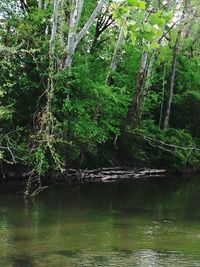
(1, 176), (200, 266)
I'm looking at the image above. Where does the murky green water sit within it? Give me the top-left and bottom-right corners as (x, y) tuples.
(1, 176), (200, 266)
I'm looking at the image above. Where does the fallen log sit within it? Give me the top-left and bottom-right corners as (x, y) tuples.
(56, 168), (167, 184)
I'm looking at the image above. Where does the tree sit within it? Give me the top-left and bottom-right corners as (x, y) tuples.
(60, 0), (105, 69)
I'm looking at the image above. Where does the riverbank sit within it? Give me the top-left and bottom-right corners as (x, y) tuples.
(2, 162), (199, 198)
(0, 163), (166, 184)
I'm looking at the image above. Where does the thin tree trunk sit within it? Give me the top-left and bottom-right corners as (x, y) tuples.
(62, 0), (104, 70)
(47, 0), (59, 107)
(126, 17), (179, 127)
(159, 63), (166, 128)
(63, 0), (84, 69)
(136, 51), (157, 123)
(49, 0), (59, 58)
(76, 0), (104, 44)
(127, 51), (148, 125)
(163, 30), (181, 130)
(37, 0), (43, 8)
(59, 0), (65, 51)
(106, 18), (126, 85)
(163, 6), (186, 129)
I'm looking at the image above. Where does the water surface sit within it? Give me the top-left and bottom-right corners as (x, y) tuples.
(1, 176), (200, 266)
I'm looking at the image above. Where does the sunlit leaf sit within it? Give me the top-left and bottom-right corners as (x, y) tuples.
(138, 1), (146, 9)
(150, 41), (159, 49)
(127, 0), (139, 6)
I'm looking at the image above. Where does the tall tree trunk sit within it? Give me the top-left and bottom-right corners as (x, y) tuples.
(63, 0), (84, 69)
(163, 30), (181, 130)
(163, 6), (186, 130)
(46, 0), (59, 114)
(159, 63), (166, 128)
(49, 0), (59, 59)
(61, 0), (104, 70)
(127, 51), (148, 125)
(126, 17), (180, 127)
(136, 51), (157, 123)
(106, 18), (126, 85)
(59, 0), (66, 51)
(46, 0), (59, 119)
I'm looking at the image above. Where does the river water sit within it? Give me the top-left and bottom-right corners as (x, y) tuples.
(1, 176), (200, 266)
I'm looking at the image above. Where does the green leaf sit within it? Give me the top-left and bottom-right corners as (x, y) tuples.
(157, 18), (165, 28)
(128, 21), (137, 31)
(154, 28), (163, 37)
(149, 14), (160, 25)
(143, 31), (154, 41)
(131, 34), (137, 44)
(138, 1), (146, 9)
(150, 42), (159, 49)
(143, 23), (152, 32)
(143, 42), (151, 52)
(118, 6), (129, 15)
(113, 10), (119, 19)
(162, 11), (173, 22)
(127, 0), (139, 6)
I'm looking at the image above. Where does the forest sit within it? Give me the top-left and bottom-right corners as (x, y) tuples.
(0, 0), (200, 192)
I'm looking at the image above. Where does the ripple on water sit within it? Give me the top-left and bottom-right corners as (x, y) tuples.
(31, 250), (200, 267)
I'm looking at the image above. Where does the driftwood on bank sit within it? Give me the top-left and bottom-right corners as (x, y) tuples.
(56, 167), (166, 184)
(0, 164), (166, 185)
(0, 166), (166, 197)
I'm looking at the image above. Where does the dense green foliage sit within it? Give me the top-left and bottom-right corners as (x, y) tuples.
(0, 0), (200, 176)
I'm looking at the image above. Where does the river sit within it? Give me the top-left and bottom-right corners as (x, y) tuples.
(1, 175), (200, 266)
